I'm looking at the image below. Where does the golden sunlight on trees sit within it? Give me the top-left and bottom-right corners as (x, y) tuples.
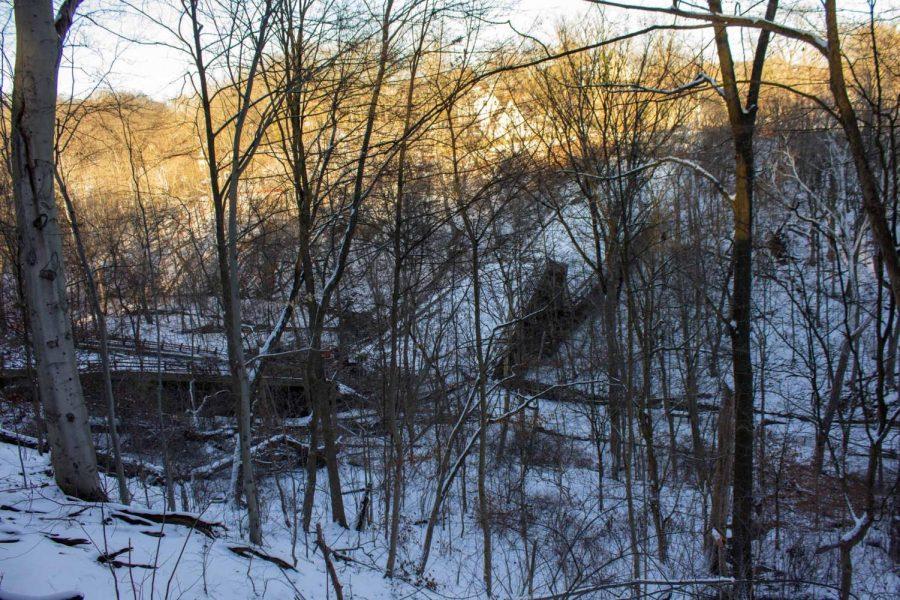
(0, 1), (896, 599)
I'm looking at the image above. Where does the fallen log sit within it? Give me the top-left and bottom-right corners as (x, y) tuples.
(0, 591), (83, 600)
(0, 429), (47, 452)
(112, 507), (225, 539)
(110, 512), (155, 527)
(183, 427), (234, 441)
(0, 428), (320, 486)
(97, 546), (156, 570)
(316, 524), (344, 600)
(44, 534), (89, 547)
(533, 425), (593, 442)
(0, 428), (164, 482)
(1, 504), (46, 514)
(227, 545), (294, 570)
(139, 530), (165, 538)
(187, 433), (324, 480)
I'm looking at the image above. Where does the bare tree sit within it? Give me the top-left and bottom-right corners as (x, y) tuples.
(10, 0), (105, 501)
(178, 0), (281, 544)
(587, 0), (900, 315)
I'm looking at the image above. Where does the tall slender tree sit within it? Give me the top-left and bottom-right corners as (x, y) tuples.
(704, 2), (779, 594)
(180, 0), (280, 544)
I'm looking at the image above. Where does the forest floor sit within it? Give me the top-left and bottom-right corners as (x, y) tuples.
(0, 394), (896, 599)
(0, 441), (426, 600)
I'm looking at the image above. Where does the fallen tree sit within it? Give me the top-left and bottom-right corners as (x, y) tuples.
(0, 428), (324, 485)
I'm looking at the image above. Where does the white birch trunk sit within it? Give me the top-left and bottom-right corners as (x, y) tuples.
(10, 0), (104, 501)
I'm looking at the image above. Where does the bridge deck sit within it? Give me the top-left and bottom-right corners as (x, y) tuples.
(0, 339), (308, 387)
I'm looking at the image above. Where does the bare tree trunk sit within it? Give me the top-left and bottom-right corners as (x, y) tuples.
(417, 384), (480, 575)
(823, 0), (900, 308)
(316, 523), (344, 600)
(706, 2), (779, 593)
(300, 0), (395, 529)
(729, 128), (756, 597)
(317, 355), (347, 527)
(385, 12), (426, 573)
(673, 191), (708, 487)
(10, 0), (105, 501)
(185, 0), (275, 545)
(707, 386), (735, 574)
(602, 291), (625, 476)
(634, 303), (667, 563)
(657, 348), (678, 476)
(449, 99), (493, 596)
(301, 398), (319, 531)
(472, 242), (492, 598)
(57, 174), (129, 504)
(812, 329), (855, 477)
(222, 191), (262, 543)
(679, 300), (707, 484)
(623, 319), (640, 598)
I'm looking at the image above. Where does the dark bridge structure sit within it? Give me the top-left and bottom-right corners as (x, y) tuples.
(0, 336), (312, 417)
(493, 260), (606, 381)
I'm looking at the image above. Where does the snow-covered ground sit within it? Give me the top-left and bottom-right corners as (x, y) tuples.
(0, 442), (426, 600)
(1, 172), (897, 599)
(2, 384), (896, 600)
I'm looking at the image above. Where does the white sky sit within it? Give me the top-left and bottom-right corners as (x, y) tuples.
(45, 0), (598, 100)
(2, 0), (897, 100)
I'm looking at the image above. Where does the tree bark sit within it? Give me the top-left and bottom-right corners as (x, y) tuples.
(602, 290), (625, 477)
(729, 128), (756, 597)
(635, 303), (667, 563)
(385, 15), (425, 573)
(706, 2), (778, 593)
(57, 173), (129, 504)
(707, 386), (735, 574)
(823, 0), (900, 308)
(185, 0), (274, 545)
(300, 0), (394, 529)
(10, 0), (104, 501)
